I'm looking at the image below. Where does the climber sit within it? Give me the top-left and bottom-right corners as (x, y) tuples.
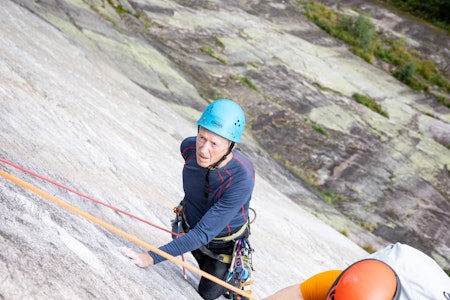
(121, 99), (256, 300)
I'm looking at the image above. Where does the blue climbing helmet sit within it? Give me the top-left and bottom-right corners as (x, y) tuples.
(196, 99), (246, 142)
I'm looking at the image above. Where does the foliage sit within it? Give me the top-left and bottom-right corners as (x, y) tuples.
(200, 45), (227, 64)
(384, 0), (450, 31)
(435, 94), (450, 109)
(320, 189), (346, 205)
(234, 75), (259, 91)
(340, 14), (377, 52)
(311, 123), (330, 137)
(213, 36), (225, 49)
(304, 2), (450, 107)
(393, 62), (422, 90)
(106, 0), (134, 16)
(305, 2), (377, 62)
(352, 93), (389, 118)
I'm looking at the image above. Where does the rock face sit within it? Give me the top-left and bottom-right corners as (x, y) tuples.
(1, 0), (449, 298)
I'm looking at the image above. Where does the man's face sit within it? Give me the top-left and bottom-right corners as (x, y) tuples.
(196, 127), (231, 168)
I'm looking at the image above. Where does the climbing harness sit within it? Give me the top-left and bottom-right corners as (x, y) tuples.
(172, 203), (256, 241)
(214, 222), (249, 242)
(171, 203), (255, 299)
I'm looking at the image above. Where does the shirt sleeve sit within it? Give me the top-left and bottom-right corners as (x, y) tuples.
(300, 270), (342, 300)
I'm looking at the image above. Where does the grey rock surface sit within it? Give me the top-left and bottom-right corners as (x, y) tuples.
(1, 0), (449, 299)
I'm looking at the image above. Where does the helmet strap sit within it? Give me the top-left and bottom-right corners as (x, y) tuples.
(203, 142), (235, 203)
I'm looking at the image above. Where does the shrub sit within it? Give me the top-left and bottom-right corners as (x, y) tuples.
(353, 15), (376, 51)
(352, 93), (389, 118)
(311, 123), (330, 137)
(393, 62), (416, 85)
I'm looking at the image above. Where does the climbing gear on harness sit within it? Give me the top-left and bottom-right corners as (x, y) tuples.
(225, 237), (254, 300)
(248, 207), (256, 224)
(171, 204), (184, 239)
(197, 99), (245, 143)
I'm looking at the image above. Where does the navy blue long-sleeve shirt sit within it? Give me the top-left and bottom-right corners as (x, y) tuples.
(149, 136), (255, 264)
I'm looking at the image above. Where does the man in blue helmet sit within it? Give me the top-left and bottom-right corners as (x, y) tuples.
(122, 99), (255, 300)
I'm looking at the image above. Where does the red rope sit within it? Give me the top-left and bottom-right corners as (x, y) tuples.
(0, 157), (178, 236)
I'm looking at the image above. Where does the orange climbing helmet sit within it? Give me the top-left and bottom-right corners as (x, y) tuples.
(326, 259), (400, 300)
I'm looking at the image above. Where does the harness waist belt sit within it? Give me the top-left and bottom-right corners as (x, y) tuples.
(213, 222), (248, 242)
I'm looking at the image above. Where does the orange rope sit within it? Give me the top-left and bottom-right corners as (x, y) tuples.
(0, 169), (257, 300)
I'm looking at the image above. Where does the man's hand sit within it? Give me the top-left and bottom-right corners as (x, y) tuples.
(120, 247), (154, 268)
